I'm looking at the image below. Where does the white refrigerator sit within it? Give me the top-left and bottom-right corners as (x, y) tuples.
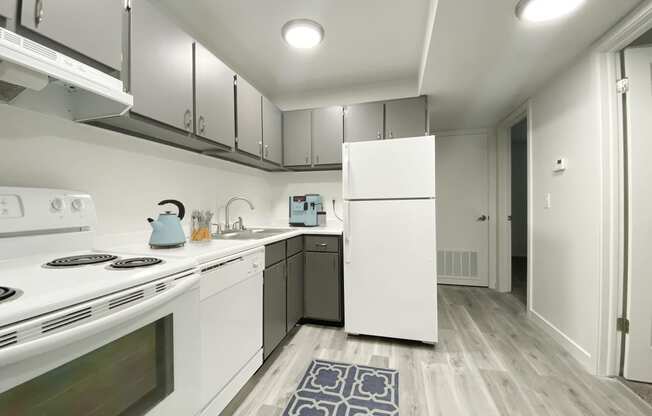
(343, 136), (437, 343)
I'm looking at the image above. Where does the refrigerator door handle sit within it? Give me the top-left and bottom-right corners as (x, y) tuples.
(343, 144), (351, 198)
(345, 201), (351, 263)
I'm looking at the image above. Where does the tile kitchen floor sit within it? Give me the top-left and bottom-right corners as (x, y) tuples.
(225, 286), (652, 416)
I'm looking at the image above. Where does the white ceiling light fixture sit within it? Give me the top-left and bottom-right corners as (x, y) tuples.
(515, 0), (586, 23)
(282, 19), (324, 49)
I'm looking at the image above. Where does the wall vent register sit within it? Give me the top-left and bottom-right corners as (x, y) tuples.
(437, 250), (479, 278)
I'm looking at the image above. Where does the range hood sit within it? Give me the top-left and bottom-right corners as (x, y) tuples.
(0, 27), (132, 120)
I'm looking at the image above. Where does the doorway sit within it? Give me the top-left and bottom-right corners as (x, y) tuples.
(617, 27), (652, 402)
(510, 119), (528, 305)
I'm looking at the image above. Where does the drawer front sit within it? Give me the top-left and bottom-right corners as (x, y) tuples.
(265, 240), (287, 267)
(286, 236), (304, 257)
(305, 236), (339, 253)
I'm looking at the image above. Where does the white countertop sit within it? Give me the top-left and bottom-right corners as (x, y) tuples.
(103, 223), (343, 265)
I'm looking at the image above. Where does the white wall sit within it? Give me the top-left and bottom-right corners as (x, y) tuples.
(269, 171), (343, 225)
(0, 104), (275, 242)
(526, 52), (603, 370)
(0, 105), (344, 243)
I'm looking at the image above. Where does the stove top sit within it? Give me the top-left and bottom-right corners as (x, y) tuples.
(45, 254), (118, 268)
(0, 251), (196, 327)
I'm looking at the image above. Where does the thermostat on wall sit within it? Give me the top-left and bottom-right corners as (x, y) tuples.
(553, 158), (568, 172)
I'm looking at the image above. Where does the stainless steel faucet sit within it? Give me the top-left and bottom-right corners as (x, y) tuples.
(224, 197), (255, 231)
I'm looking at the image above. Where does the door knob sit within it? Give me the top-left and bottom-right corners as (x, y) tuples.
(507, 215), (512, 221)
(477, 215), (488, 222)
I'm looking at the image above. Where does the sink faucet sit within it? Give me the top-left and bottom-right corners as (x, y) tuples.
(224, 197), (255, 231)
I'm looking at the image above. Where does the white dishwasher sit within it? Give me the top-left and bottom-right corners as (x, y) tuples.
(199, 247), (264, 416)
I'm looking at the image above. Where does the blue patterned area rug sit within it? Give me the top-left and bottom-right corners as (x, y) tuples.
(283, 359), (399, 416)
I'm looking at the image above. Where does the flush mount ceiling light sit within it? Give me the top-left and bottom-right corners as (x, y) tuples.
(515, 0), (586, 22)
(282, 19), (324, 49)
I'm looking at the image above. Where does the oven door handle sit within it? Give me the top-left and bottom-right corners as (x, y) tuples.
(0, 273), (200, 367)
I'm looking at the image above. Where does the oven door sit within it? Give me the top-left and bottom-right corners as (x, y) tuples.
(0, 271), (200, 416)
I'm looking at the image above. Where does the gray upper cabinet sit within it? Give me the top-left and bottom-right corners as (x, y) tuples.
(385, 97), (427, 139)
(20, 0), (123, 70)
(344, 102), (384, 142)
(130, 0), (194, 132)
(312, 106), (343, 165)
(236, 77), (263, 157)
(194, 42), (235, 148)
(283, 110), (312, 167)
(262, 96), (282, 165)
(0, 0), (16, 21)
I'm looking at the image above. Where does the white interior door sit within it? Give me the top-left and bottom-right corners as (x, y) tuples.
(436, 133), (489, 286)
(623, 45), (652, 383)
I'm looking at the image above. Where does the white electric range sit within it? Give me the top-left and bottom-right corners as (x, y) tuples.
(0, 187), (201, 416)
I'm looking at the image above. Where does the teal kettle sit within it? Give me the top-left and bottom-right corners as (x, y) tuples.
(147, 199), (186, 248)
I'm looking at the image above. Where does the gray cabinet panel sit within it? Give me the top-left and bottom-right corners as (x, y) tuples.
(194, 42), (235, 148)
(344, 102), (383, 142)
(287, 236), (303, 257)
(263, 260), (286, 359)
(283, 110), (311, 167)
(262, 96), (282, 165)
(131, 0), (194, 132)
(304, 252), (341, 322)
(312, 106), (343, 165)
(20, 0), (123, 70)
(287, 252), (304, 330)
(385, 97), (427, 139)
(305, 236), (339, 253)
(265, 240), (286, 267)
(236, 77), (263, 157)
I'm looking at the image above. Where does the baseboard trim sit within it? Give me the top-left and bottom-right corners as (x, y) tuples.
(528, 308), (595, 373)
(437, 278), (489, 287)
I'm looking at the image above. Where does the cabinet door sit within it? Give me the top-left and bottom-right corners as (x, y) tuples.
(283, 110), (312, 166)
(20, 0), (123, 70)
(131, 0), (194, 132)
(263, 261), (286, 359)
(343, 102), (383, 142)
(304, 252), (341, 322)
(262, 96), (283, 165)
(0, 0), (15, 21)
(194, 42), (235, 148)
(385, 97), (427, 139)
(287, 252), (304, 329)
(312, 106), (343, 165)
(236, 76), (263, 157)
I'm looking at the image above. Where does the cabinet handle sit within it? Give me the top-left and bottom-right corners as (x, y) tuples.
(264, 145), (269, 158)
(183, 109), (192, 131)
(389, 131), (394, 139)
(305, 156), (309, 164)
(376, 131), (381, 139)
(258, 141), (263, 156)
(316, 243), (328, 248)
(198, 116), (206, 134)
(35, 0), (45, 27)
(316, 155), (320, 164)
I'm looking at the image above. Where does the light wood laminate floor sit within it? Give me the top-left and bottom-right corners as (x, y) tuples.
(226, 286), (652, 416)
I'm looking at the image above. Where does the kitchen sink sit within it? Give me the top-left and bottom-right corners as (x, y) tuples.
(213, 228), (292, 240)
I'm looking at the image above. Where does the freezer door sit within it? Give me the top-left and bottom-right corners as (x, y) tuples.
(343, 136), (436, 200)
(343, 199), (437, 343)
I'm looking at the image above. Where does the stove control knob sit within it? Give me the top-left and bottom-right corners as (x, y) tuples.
(51, 197), (66, 212)
(71, 198), (85, 211)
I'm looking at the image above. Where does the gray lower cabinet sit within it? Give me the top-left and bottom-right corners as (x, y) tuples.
(283, 110), (312, 167)
(286, 252), (304, 330)
(194, 42), (235, 148)
(263, 260), (286, 359)
(262, 96), (283, 165)
(344, 102), (384, 142)
(130, 0), (194, 132)
(236, 76), (263, 157)
(19, 0), (123, 70)
(385, 97), (427, 139)
(312, 106), (343, 165)
(304, 251), (341, 322)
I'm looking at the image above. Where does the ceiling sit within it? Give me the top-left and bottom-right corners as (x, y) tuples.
(421, 0), (642, 130)
(160, 0), (642, 129)
(159, 0), (429, 109)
